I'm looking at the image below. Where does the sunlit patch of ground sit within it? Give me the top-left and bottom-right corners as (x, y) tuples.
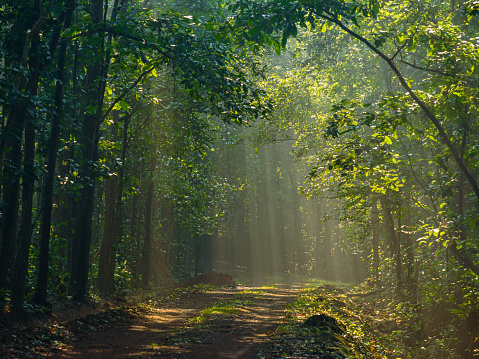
(36, 284), (299, 359)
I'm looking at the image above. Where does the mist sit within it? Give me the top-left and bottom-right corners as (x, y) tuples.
(195, 130), (368, 285)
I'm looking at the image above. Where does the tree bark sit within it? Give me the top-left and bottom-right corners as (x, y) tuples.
(383, 202), (402, 289)
(141, 151), (156, 288)
(322, 215), (332, 280)
(0, 106), (25, 294)
(404, 205), (415, 281)
(11, 0), (41, 309)
(97, 173), (119, 295)
(313, 201), (322, 276)
(34, 0), (75, 305)
(0, 4), (43, 291)
(372, 198), (380, 283)
(71, 0), (104, 301)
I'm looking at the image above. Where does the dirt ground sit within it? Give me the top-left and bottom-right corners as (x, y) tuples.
(49, 286), (298, 359)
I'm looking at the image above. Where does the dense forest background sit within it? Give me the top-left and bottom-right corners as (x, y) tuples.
(1, 0), (479, 356)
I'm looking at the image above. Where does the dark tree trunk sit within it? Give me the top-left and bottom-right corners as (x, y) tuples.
(71, 0), (104, 301)
(11, 113), (36, 311)
(97, 174), (118, 295)
(141, 157), (156, 288)
(11, 2), (41, 309)
(97, 115), (123, 296)
(195, 235), (201, 277)
(33, 0), (75, 305)
(130, 194), (139, 281)
(0, 108), (25, 293)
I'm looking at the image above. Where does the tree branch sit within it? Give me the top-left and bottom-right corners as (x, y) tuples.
(320, 14), (479, 203)
(99, 66), (155, 123)
(399, 60), (458, 78)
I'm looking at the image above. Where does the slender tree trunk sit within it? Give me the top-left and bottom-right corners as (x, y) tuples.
(33, 0), (75, 305)
(313, 201), (323, 276)
(383, 202), (402, 289)
(71, 0), (125, 301)
(404, 206), (415, 280)
(322, 215), (332, 280)
(97, 114), (124, 296)
(372, 198), (380, 283)
(11, 2), (41, 309)
(11, 113), (36, 311)
(195, 235), (201, 277)
(97, 174), (118, 295)
(130, 195), (139, 281)
(71, 0), (105, 301)
(141, 153), (156, 288)
(0, 109), (26, 293)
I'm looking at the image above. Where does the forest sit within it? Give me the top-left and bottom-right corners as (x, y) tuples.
(1, 0), (478, 358)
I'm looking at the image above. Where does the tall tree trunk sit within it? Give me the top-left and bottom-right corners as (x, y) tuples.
(97, 114), (123, 296)
(383, 202), (402, 289)
(141, 152), (156, 288)
(71, 0), (124, 301)
(404, 206), (415, 281)
(97, 174), (118, 295)
(11, 1), (41, 309)
(0, 106), (26, 294)
(372, 198), (380, 283)
(130, 194), (139, 281)
(33, 0), (75, 305)
(0, 5), (44, 291)
(322, 214), (332, 280)
(313, 201), (322, 277)
(71, 0), (106, 301)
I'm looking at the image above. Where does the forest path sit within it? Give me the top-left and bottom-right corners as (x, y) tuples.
(52, 284), (302, 359)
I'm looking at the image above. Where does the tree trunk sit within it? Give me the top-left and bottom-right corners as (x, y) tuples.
(0, 108), (25, 294)
(372, 198), (380, 283)
(97, 113), (126, 296)
(141, 150), (156, 288)
(33, 0), (75, 305)
(404, 206), (415, 280)
(97, 174), (118, 295)
(11, 1), (41, 309)
(383, 202), (402, 289)
(130, 194), (139, 281)
(313, 201), (323, 276)
(71, 0), (104, 301)
(322, 215), (332, 280)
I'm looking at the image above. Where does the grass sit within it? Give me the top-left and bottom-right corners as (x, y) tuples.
(189, 298), (248, 325)
(188, 287), (274, 325)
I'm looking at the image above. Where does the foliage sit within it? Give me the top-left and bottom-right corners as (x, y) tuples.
(262, 285), (387, 358)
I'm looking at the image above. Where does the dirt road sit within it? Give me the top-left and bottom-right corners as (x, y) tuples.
(52, 286), (299, 359)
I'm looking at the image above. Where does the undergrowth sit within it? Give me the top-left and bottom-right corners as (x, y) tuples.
(260, 285), (388, 359)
